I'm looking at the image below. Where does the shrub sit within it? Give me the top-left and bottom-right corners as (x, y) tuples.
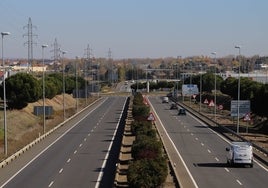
(128, 158), (168, 188)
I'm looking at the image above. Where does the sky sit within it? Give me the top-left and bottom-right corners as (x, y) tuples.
(0, 0), (267, 59)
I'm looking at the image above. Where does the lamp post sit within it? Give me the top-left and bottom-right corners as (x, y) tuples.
(1, 31), (10, 156)
(199, 63), (202, 112)
(75, 56), (79, 113)
(211, 52), (217, 123)
(61, 49), (67, 121)
(42, 44), (48, 134)
(235, 45), (241, 134)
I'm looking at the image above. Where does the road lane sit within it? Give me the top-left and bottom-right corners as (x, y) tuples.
(1, 96), (127, 188)
(148, 96), (268, 188)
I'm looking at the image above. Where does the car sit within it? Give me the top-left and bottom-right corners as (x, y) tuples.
(178, 108), (186, 115)
(226, 141), (253, 167)
(162, 97), (169, 103)
(170, 103), (178, 110)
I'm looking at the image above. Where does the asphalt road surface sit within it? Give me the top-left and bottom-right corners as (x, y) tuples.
(0, 96), (128, 188)
(148, 96), (268, 188)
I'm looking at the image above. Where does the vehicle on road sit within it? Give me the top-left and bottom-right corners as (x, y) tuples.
(226, 141), (253, 167)
(170, 103), (178, 110)
(178, 108), (186, 115)
(162, 96), (169, 103)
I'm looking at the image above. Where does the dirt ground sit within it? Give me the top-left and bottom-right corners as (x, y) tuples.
(0, 94), (97, 160)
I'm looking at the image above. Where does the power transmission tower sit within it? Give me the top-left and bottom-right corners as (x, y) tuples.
(23, 17), (37, 72)
(108, 48), (113, 83)
(51, 38), (61, 71)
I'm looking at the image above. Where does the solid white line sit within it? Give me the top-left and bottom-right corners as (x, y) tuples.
(0, 98), (108, 188)
(95, 97), (128, 188)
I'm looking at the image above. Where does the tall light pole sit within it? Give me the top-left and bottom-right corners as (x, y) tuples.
(75, 56), (79, 113)
(42, 44), (48, 134)
(235, 45), (241, 134)
(199, 63), (202, 112)
(1, 31), (10, 156)
(212, 52), (217, 123)
(61, 49), (67, 121)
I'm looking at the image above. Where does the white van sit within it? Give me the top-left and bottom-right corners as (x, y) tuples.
(162, 97), (169, 103)
(226, 141), (253, 167)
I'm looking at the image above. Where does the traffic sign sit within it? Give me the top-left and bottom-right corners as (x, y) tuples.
(218, 105), (223, 110)
(243, 113), (251, 121)
(204, 99), (209, 104)
(208, 100), (215, 107)
(147, 112), (155, 121)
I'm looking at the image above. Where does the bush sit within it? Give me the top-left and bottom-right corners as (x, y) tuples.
(128, 158), (168, 188)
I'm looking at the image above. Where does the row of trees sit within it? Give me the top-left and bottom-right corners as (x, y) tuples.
(127, 93), (168, 187)
(0, 72), (86, 109)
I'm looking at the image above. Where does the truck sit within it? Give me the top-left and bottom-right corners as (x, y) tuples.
(226, 141), (253, 167)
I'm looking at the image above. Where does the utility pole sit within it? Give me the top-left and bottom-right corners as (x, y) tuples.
(23, 17), (37, 72)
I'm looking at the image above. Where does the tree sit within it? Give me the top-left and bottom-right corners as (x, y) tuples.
(0, 73), (42, 109)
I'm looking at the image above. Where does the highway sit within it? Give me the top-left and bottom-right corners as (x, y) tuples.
(0, 96), (128, 188)
(148, 96), (268, 188)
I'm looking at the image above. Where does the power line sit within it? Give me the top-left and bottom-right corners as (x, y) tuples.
(51, 38), (61, 71)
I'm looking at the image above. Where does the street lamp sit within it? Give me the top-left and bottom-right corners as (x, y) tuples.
(60, 49), (67, 120)
(1, 31), (10, 156)
(211, 52), (217, 123)
(75, 56), (79, 113)
(42, 44), (48, 134)
(199, 63), (202, 112)
(235, 45), (241, 134)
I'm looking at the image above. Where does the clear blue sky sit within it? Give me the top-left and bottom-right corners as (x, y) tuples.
(0, 0), (267, 59)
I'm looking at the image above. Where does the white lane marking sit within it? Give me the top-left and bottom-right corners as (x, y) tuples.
(224, 168), (230, 172)
(74, 150), (77, 154)
(67, 158), (71, 163)
(236, 179), (243, 185)
(0, 98), (108, 188)
(195, 137), (199, 141)
(201, 143), (204, 146)
(79, 143), (83, 147)
(91, 129), (94, 132)
(187, 129), (190, 132)
(215, 157), (219, 161)
(191, 133), (194, 136)
(88, 133), (90, 136)
(59, 168), (63, 174)
(48, 181), (54, 187)
(207, 149), (211, 153)
(95, 97), (128, 188)
(84, 138), (87, 141)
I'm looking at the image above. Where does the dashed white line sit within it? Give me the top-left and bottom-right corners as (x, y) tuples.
(67, 158), (71, 163)
(215, 157), (219, 161)
(48, 181), (54, 187)
(201, 143), (204, 146)
(236, 179), (243, 185)
(74, 150), (77, 154)
(59, 168), (63, 174)
(79, 143), (83, 147)
(207, 149), (211, 153)
(88, 133), (90, 136)
(190, 133), (194, 136)
(195, 137), (199, 141)
(84, 138), (87, 141)
(224, 168), (230, 172)
(187, 129), (190, 132)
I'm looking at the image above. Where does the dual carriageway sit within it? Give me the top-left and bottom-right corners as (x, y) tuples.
(0, 87), (268, 187)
